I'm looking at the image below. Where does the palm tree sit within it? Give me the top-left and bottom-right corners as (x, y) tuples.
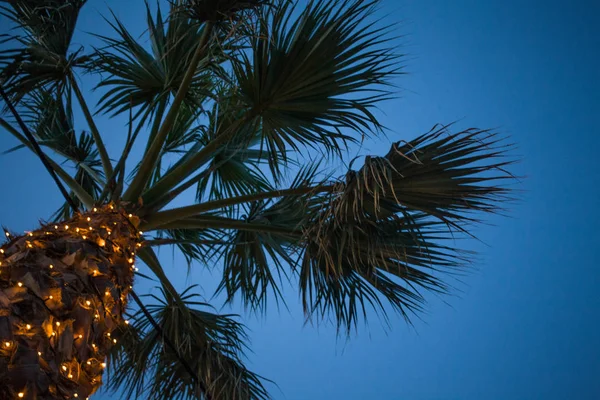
(0, 0), (515, 399)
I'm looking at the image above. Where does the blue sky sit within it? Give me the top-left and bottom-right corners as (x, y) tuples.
(1, 0), (599, 399)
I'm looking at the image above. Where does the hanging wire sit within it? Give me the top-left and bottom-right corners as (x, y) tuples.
(0, 86), (80, 213)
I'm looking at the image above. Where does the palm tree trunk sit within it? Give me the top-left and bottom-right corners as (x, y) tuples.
(0, 204), (141, 399)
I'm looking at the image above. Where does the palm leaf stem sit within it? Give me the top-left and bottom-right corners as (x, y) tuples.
(124, 21), (215, 202)
(69, 73), (113, 177)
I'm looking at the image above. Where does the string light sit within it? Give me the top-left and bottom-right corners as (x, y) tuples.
(86, 361), (91, 365)
(68, 373), (73, 379)
(54, 225), (58, 230)
(124, 320), (130, 325)
(87, 217), (91, 222)
(128, 214), (133, 218)
(26, 324), (31, 330)
(128, 258), (134, 264)
(5, 232), (9, 237)
(17, 282), (23, 287)
(0, 249), (3, 253)
(55, 321), (61, 327)
(37, 351), (42, 356)
(74, 394), (79, 398)
(18, 393), (24, 398)
(97, 238), (106, 247)
(62, 365), (67, 371)
(27, 232), (33, 237)
(101, 363), (106, 368)
(78, 334), (83, 339)
(105, 290), (110, 296)
(4, 342), (11, 347)
(93, 208), (98, 212)
(49, 264), (54, 269)
(113, 338), (117, 344)
(49, 295), (53, 300)
(82, 235), (87, 240)
(64, 225), (69, 230)
(86, 300), (91, 306)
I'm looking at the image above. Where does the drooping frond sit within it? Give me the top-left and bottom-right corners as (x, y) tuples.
(298, 126), (515, 332)
(106, 287), (269, 400)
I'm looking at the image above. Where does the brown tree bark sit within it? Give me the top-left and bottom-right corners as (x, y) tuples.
(0, 204), (141, 399)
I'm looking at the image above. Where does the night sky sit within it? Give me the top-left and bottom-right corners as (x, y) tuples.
(1, 1), (598, 399)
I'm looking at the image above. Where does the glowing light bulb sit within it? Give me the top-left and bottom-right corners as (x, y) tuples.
(5, 232), (9, 237)
(4, 342), (10, 347)
(51, 332), (56, 336)
(68, 373), (73, 378)
(26, 324), (31, 330)
(62, 365), (67, 371)
(88, 226), (93, 230)
(139, 231), (143, 235)
(74, 394), (79, 398)
(0, 249), (3, 253)
(82, 235), (87, 240)
(94, 314), (99, 319)
(106, 333), (111, 337)
(87, 217), (91, 222)
(64, 225), (69, 230)
(92, 270), (98, 276)
(93, 208), (98, 212)
(101, 363), (106, 368)
(76, 228), (80, 233)
(28, 232), (33, 237)
(87, 361), (91, 365)
(78, 334), (83, 339)
(128, 258), (134, 264)
(38, 351), (42, 356)
(86, 300), (91, 306)
(124, 320), (130, 325)
(97, 238), (106, 247)
(49, 295), (53, 300)
(18, 393), (24, 398)
(128, 214), (133, 218)
(49, 264), (54, 269)
(113, 338), (117, 344)
(27, 243), (33, 248)
(55, 321), (60, 327)
(54, 225), (58, 230)
(17, 282), (23, 287)
(105, 290), (110, 296)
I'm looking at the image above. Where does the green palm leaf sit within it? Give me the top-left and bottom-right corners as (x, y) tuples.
(106, 287), (269, 400)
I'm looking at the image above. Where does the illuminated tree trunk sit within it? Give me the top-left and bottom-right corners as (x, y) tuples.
(0, 205), (141, 400)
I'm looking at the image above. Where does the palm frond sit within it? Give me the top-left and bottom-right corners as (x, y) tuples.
(298, 126), (515, 332)
(232, 0), (400, 172)
(106, 287), (270, 400)
(0, 0), (87, 100)
(92, 3), (224, 118)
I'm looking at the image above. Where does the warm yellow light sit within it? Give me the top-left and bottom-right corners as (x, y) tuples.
(128, 258), (134, 264)
(74, 394), (79, 398)
(17, 282), (23, 287)
(86, 300), (91, 306)
(62, 365), (67, 371)
(92, 270), (98, 276)
(110, 205), (114, 210)
(26, 243), (33, 248)
(86, 361), (91, 365)
(51, 332), (56, 336)
(136, 243), (142, 248)
(139, 231), (143, 235)
(64, 225), (69, 230)
(26, 324), (31, 330)
(87, 217), (91, 222)
(55, 321), (60, 327)
(76, 228), (80, 233)
(124, 320), (130, 325)
(49, 264), (54, 269)
(113, 338), (117, 344)
(93, 208), (98, 212)
(49, 295), (53, 300)
(54, 225), (58, 230)
(105, 290), (110, 296)
(92, 343), (97, 348)
(97, 238), (106, 247)
(101, 362), (106, 368)
(5, 232), (9, 237)
(18, 393), (24, 398)
(128, 214), (133, 218)
(82, 235), (87, 240)
(94, 314), (99, 319)
(4, 342), (10, 347)
(78, 334), (83, 339)
(68, 373), (73, 378)
(0, 249), (3, 253)
(106, 333), (110, 337)
(28, 232), (33, 237)
(38, 351), (42, 356)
